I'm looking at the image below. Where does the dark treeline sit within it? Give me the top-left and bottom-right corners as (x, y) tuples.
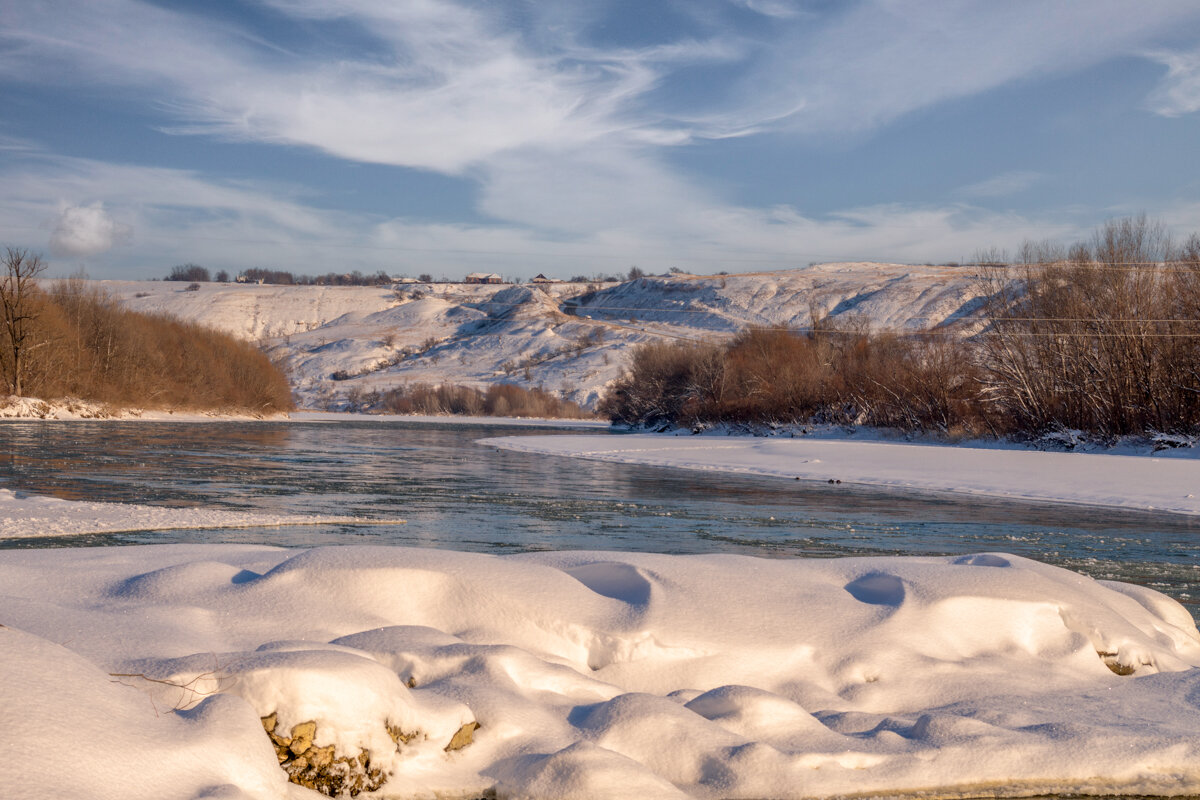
(239, 268), (395, 286)
(601, 217), (1200, 440)
(167, 265), (395, 286)
(347, 382), (595, 419)
(2, 267), (293, 413)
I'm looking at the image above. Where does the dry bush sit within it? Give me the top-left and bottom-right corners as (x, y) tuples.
(601, 325), (985, 433)
(978, 215), (1200, 436)
(597, 340), (725, 426)
(12, 276), (293, 413)
(376, 382), (593, 419)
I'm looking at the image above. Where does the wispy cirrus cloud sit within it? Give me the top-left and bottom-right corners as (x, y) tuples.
(14, 0), (1194, 174)
(0, 0), (734, 173)
(726, 1), (1200, 137)
(1146, 47), (1200, 116)
(957, 171), (1044, 200)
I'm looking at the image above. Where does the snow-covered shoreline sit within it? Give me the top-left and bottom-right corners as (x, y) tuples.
(482, 431), (1200, 517)
(0, 488), (388, 539)
(3, 543), (1200, 799)
(0, 395), (607, 427)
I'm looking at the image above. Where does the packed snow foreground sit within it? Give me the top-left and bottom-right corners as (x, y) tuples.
(4, 536), (1200, 798)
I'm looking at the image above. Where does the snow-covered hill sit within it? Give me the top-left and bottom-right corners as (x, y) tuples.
(103, 263), (990, 410)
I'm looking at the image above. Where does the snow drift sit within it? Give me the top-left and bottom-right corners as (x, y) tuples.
(2, 543), (1200, 799)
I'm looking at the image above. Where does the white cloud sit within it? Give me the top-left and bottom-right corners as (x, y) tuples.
(1147, 48), (1200, 116)
(957, 171), (1044, 199)
(730, 0), (807, 19)
(48, 202), (131, 257)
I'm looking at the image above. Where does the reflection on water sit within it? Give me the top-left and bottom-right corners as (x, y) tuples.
(2, 420), (1198, 618)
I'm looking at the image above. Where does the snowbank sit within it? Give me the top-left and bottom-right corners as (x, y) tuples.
(482, 433), (1200, 516)
(289, 411), (608, 428)
(2, 543), (1200, 798)
(0, 488), (376, 539)
(0, 399), (604, 426)
(0, 394), (290, 421)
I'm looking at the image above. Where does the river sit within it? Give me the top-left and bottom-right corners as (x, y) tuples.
(2, 418), (1197, 620)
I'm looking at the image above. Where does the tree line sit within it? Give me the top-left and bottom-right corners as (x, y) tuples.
(1, 249), (293, 413)
(166, 264), (395, 286)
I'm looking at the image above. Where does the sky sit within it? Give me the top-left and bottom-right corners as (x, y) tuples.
(2, 1), (1200, 280)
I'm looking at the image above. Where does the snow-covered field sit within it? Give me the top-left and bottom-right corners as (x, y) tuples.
(483, 431), (1200, 516)
(3, 539), (1200, 799)
(104, 264), (987, 409)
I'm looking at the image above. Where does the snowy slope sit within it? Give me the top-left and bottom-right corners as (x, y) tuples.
(103, 264), (989, 410)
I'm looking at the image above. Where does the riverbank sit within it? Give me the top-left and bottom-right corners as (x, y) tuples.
(0, 395), (608, 426)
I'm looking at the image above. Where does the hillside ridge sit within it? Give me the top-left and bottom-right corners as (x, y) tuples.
(103, 263), (988, 409)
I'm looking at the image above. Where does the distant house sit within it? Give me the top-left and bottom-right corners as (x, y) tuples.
(530, 273), (559, 284)
(464, 272), (504, 284)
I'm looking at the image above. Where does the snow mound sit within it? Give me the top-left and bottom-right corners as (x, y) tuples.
(2, 544), (1200, 798)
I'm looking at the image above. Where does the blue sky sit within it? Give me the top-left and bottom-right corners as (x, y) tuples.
(2, 0), (1200, 280)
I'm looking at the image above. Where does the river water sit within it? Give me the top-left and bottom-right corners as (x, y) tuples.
(2, 419), (1197, 620)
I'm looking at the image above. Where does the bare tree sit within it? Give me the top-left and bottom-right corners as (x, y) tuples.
(0, 247), (47, 396)
(976, 216), (1200, 436)
(167, 263), (210, 282)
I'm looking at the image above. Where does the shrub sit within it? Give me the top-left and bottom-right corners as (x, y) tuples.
(8, 274), (293, 413)
(375, 382), (593, 419)
(977, 216), (1200, 436)
(601, 324), (985, 434)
